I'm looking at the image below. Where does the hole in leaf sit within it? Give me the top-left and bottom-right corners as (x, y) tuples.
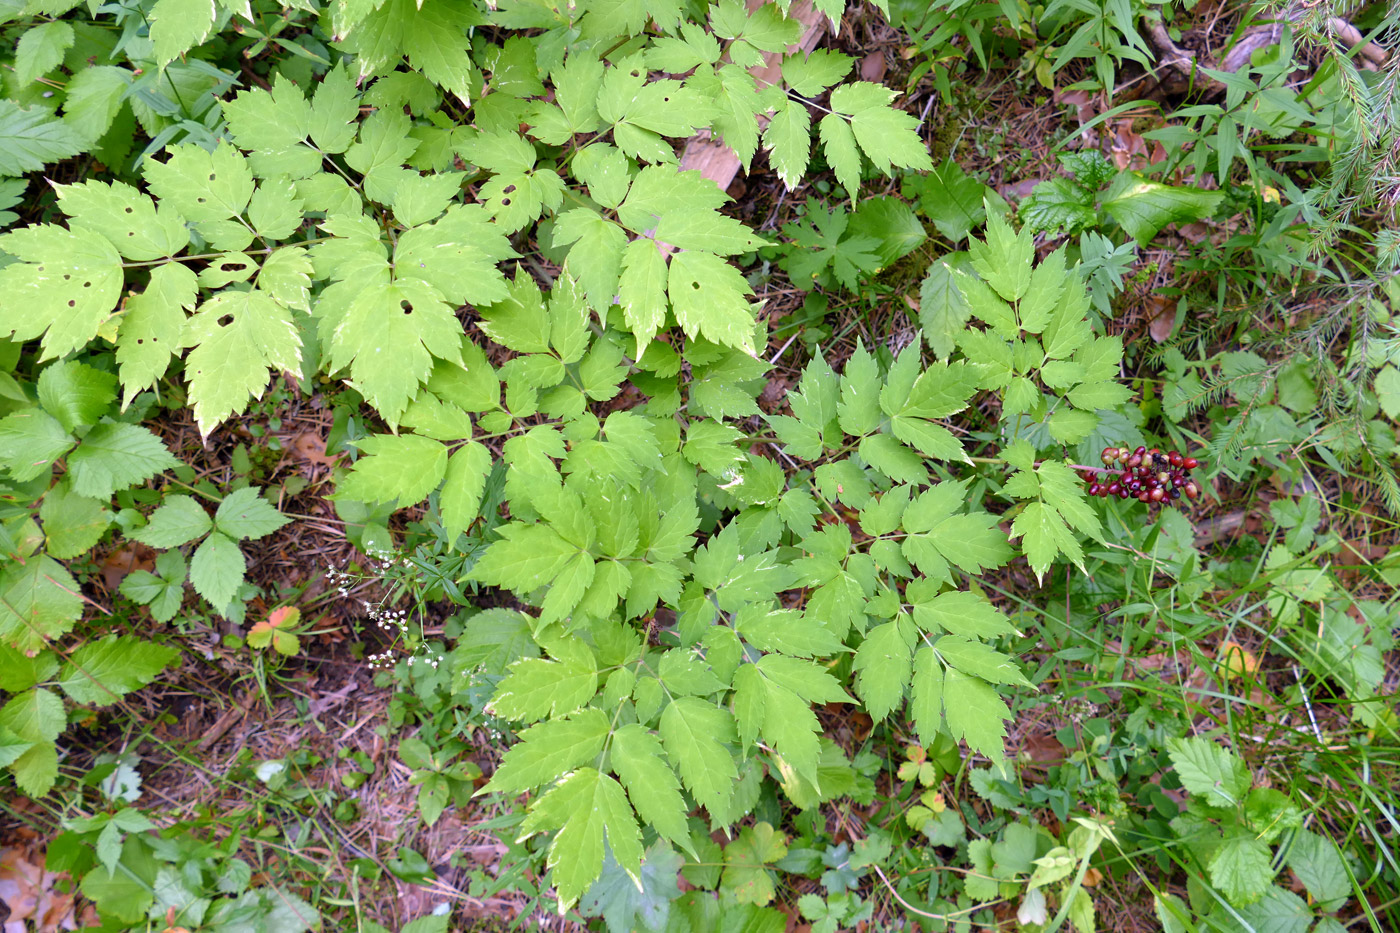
(83, 281), (91, 288)
(197, 197), (206, 203)
(124, 207), (133, 214)
(400, 300), (413, 315)
(136, 338), (144, 345)
(67, 300), (75, 307)
(208, 174), (216, 181)
(502, 184), (516, 194)
(218, 314), (234, 326)
(63, 274), (70, 281)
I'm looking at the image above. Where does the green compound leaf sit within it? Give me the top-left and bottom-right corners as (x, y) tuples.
(189, 530), (246, 613)
(215, 487), (290, 540)
(57, 635), (179, 707)
(519, 767), (642, 913)
(184, 289), (302, 437)
(128, 494), (212, 548)
(0, 223), (123, 361)
(337, 434), (449, 506)
(144, 142), (255, 250)
(488, 652), (598, 722)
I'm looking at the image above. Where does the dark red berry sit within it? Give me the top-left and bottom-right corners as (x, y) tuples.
(1150, 487), (1165, 502)
(1134, 446), (1147, 457)
(1183, 457), (1198, 469)
(1184, 482), (1199, 499)
(1102, 447), (1118, 461)
(1128, 455), (1142, 468)
(1138, 491), (1151, 502)
(1088, 483), (1102, 496)
(1169, 451), (1183, 467)
(1107, 483), (1121, 496)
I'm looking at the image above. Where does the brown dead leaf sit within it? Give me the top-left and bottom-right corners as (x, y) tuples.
(0, 847), (77, 933)
(860, 51), (886, 83)
(290, 432), (339, 468)
(1083, 867), (1103, 887)
(100, 543), (155, 592)
(1146, 294), (1177, 343)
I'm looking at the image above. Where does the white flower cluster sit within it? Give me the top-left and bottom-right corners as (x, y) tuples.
(325, 552), (445, 672)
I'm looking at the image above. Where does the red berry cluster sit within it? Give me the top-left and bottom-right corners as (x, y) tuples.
(1085, 446), (1201, 504)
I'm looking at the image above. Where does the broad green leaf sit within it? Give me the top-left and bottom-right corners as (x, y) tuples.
(668, 250), (755, 353)
(941, 668), (1009, 764)
(14, 21), (74, 86)
(831, 82), (933, 177)
(581, 841), (684, 933)
(909, 644), (944, 750)
(763, 99), (810, 190)
(1020, 177), (1096, 236)
(0, 101), (83, 176)
(1009, 500), (1081, 581)
(1208, 832), (1274, 905)
(968, 209), (1033, 303)
(486, 706), (609, 796)
(39, 483), (110, 560)
(0, 688), (65, 743)
(57, 635), (179, 707)
(144, 142), (253, 235)
(1166, 736), (1251, 807)
(0, 556), (83, 655)
(54, 180), (188, 262)
(611, 724), (695, 856)
(519, 767), (641, 912)
(440, 441), (492, 540)
(189, 530), (246, 612)
(917, 160), (986, 243)
(619, 238), (669, 355)
(338, 434), (448, 506)
(660, 697), (737, 817)
(128, 494), (212, 548)
(67, 423), (177, 499)
(0, 223), (123, 361)
(116, 262), (199, 407)
(1101, 172), (1223, 245)
(222, 76), (318, 178)
(720, 822), (787, 906)
(395, 204), (515, 307)
(403, 0), (483, 105)
(780, 49), (853, 96)
(61, 66), (132, 147)
(36, 360), (116, 433)
(489, 652), (598, 721)
(184, 289), (301, 436)
(852, 619), (912, 722)
(469, 522), (582, 594)
(935, 636), (1030, 686)
(149, 0), (217, 67)
(215, 487), (290, 540)
(1287, 830), (1350, 912)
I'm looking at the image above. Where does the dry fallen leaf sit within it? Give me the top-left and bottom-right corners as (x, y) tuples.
(100, 543), (155, 592)
(1146, 294), (1177, 343)
(860, 51), (887, 83)
(1218, 641), (1261, 679)
(290, 432), (339, 468)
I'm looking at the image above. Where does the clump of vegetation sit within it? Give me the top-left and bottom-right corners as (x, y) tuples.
(1, 0), (1397, 929)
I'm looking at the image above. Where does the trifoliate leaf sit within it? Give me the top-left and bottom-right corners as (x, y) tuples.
(829, 82), (933, 177)
(189, 530), (245, 613)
